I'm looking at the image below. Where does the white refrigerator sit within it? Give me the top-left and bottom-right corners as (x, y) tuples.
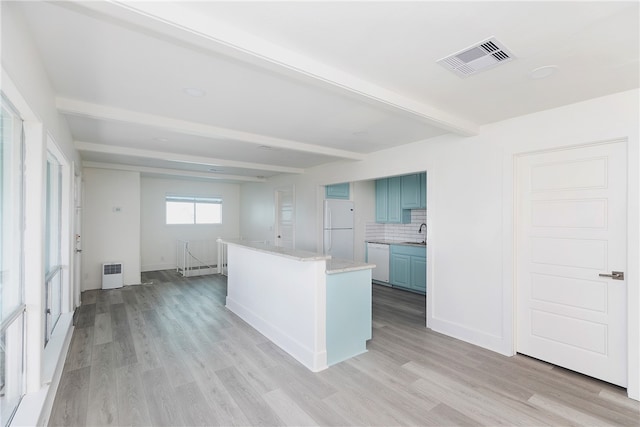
(323, 199), (354, 260)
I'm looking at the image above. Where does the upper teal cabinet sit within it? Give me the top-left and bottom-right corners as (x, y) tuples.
(387, 176), (405, 223)
(375, 179), (389, 222)
(326, 183), (350, 199)
(375, 177), (410, 223)
(401, 173), (426, 209)
(376, 173), (426, 223)
(420, 173), (426, 209)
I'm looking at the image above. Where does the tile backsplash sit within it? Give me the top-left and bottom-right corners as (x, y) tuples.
(365, 210), (426, 243)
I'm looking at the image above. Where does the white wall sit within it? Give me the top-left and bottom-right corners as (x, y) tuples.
(240, 89), (640, 398)
(140, 177), (241, 271)
(82, 168), (141, 289)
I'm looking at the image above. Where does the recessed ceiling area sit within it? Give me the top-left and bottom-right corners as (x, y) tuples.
(14, 1), (639, 182)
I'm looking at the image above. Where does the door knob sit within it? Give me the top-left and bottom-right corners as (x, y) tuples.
(598, 271), (624, 280)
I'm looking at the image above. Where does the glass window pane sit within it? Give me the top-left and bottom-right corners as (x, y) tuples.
(45, 154), (61, 275)
(1, 100), (23, 321)
(0, 95), (25, 427)
(195, 202), (221, 224)
(45, 150), (62, 344)
(0, 313), (25, 427)
(45, 270), (62, 342)
(166, 201), (194, 224)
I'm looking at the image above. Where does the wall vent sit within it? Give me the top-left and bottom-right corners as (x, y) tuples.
(437, 37), (515, 78)
(102, 262), (123, 289)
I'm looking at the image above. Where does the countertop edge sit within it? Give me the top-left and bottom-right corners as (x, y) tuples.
(326, 261), (375, 275)
(366, 240), (427, 247)
(220, 239), (330, 262)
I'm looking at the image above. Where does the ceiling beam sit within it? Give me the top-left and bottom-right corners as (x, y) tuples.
(75, 141), (305, 175)
(58, 98), (365, 161)
(82, 161), (267, 182)
(63, 1), (480, 137)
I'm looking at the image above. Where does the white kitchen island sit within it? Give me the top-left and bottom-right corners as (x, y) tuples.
(221, 239), (374, 372)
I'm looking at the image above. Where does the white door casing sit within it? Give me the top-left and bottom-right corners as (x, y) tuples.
(516, 141), (627, 387)
(275, 187), (295, 249)
(73, 167), (82, 308)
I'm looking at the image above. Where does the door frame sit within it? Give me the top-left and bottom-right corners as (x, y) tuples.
(274, 186), (295, 248)
(510, 138), (638, 398)
(72, 162), (82, 309)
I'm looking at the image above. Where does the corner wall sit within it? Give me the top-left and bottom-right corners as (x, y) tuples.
(82, 168), (141, 289)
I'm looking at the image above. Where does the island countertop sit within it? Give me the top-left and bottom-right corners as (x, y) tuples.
(220, 239), (330, 261)
(220, 239), (375, 274)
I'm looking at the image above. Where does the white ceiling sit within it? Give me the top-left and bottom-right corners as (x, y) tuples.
(15, 1), (639, 182)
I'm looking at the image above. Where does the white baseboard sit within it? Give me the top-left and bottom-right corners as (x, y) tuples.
(226, 297), (327, 372)
(141, 263), (174, 272)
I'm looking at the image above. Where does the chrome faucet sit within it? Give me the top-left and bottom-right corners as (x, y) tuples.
(419, 223), (426, 233)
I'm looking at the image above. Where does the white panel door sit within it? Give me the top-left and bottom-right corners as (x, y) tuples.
(516, 141), (627, 387)
(275, 188), (295, 249)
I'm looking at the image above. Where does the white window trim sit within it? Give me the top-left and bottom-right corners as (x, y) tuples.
(3, 69), (75, 426)
(165, 194), (223, 225)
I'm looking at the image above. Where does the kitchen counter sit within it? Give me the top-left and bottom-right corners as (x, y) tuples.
(366, 239), (427, 247)
(221, 239), (373, 371)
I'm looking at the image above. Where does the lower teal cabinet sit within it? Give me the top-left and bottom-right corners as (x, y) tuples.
(389, 254), (411, 288)
(410, 256), (426, 292)
(390, 245), (426, 293)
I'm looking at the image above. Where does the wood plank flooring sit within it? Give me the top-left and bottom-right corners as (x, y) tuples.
(49, 271), (639, 426)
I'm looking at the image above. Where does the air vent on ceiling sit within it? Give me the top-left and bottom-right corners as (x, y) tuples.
(437, 37), (515, 78)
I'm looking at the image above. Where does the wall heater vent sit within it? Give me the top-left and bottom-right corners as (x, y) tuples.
(102, 262), (123, 289)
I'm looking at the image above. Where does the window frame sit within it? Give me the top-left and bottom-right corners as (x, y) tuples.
(44, 150), (63, 345)
(1, 93), (26, 427)
(165, 194), (223, 225)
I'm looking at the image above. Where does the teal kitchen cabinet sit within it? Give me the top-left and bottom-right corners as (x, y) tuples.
(390, 244), (426, 293)
(401, 173), (426, 209)
(375, 178), (389, 222)
(387, 176), (404, 223)
(375, 177), (411, 223)
(411, 256), (427, 292)
(420, 172), (426, 209)
(389, 253), (411, 288)
(326, 183), (350, 199)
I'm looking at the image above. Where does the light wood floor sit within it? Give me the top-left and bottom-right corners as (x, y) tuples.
(49, 271), (639, 426)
